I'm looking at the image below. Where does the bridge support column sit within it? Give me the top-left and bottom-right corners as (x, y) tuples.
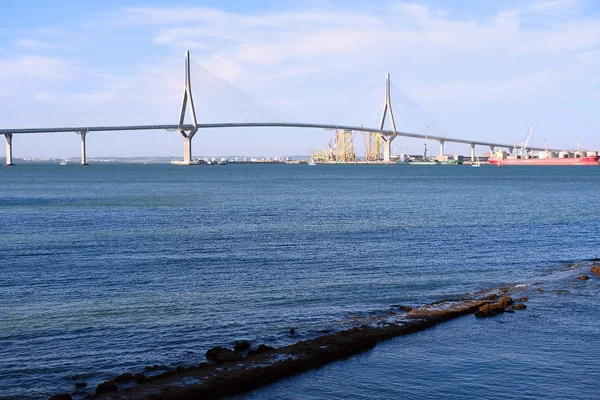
(4, 133), (14, 166)
(382, 134), (397, 162)
(470, 143), (476, 161)
(80, 131), (88, 165)
(489, 145), (495, 155)
(183, 135), (194, 164)
(439, 140), (445, 157)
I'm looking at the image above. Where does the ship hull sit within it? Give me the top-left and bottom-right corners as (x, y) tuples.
(489, 156), (599, 166)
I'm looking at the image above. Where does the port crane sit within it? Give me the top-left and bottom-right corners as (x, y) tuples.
(520, 124), (534, 158)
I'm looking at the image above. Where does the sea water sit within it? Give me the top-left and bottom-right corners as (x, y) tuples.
(0, 163), (598, 399)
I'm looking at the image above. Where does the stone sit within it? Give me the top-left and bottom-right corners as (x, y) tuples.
(398, 305), (412, 312)
(517, 296), (529, 302)
(133, 373), (147, 384)
(497, 296), (514, 307)
(508, 303), (527, 310)
(49, 394), (73, 400)
(475, 303), (505, 318)
(233, 340), (251, 352)
(247, 344), (275, 357)
(206, 346), (243, 364)
(95, 381), (118, 395)
(114, 372), (134, 382)
(577, 275), (589, 280)
(591, 266), (600, 276)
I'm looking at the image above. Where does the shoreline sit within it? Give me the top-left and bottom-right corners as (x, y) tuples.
(51, 260), (599, 400)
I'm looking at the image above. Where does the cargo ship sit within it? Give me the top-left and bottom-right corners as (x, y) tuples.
(488, 154), (599, 166)
(489, 125), (599, 166)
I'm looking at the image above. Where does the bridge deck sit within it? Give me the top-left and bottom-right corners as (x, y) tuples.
(0, 122), (555, 152)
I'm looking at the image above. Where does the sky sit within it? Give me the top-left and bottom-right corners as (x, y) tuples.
(1, 0), (599, 158)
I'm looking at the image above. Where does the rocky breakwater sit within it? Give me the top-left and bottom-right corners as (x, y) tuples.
(47, 260), (600, 400)
(84, 296), (527, 400)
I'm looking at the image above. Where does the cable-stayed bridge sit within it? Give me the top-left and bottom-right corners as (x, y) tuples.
(1, 51), (551, 166)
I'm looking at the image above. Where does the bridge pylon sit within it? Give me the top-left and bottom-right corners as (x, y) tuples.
(378, 73), (398, 162)
(177, 50), (198, 165)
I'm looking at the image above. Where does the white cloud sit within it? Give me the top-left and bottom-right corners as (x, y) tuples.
(403, 69), (567, 103)
(15, 38), (42, 48)
(526, 0), (579, 15)
(0, 55), (70, 81)
(32, 91), (54, 101)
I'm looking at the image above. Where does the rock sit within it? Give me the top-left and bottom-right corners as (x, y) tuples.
(485, 293), (498, 300)
(508, 303), (527, 310)
(49, 394), (73, 400)
(75, 382), (87, 388)
(143, 364), (166, 371)
(577, 275), (589, 280)
(497, 296), (514, 307)
(289, 328), (296, 335)
(133, 373), (147, 384)
(536, 288), (545, 293)
(247, 344), (275, 357)
(517, 296), (529, 302)
(554, 289), (569, 294)
(398, 305), (412, 312)
(233, 340), (251, 352)
(474, 297), (514, 318)
(153, 369), (177, 380)
(475, 303), (505, 318)
(206, 346), (243, 364)
(95, 381), (118, 395)
(114, 372), (134, 382)
(591, 266), (600, 276)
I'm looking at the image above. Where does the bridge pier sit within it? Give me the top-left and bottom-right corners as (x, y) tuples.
(489, 145), (495, 155)
(183, 134), (195, 164)
(4, 133), (14, 166)
(470, 143), (476, 161)
(382, 134), (397, 162)
(439, 140), (445, 157)
(80, 131), (88, 165)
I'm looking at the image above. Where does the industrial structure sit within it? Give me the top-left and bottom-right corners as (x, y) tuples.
(363, 131), (384, 161)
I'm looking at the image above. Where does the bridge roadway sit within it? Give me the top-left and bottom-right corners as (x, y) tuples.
(0, 122), (555, 152)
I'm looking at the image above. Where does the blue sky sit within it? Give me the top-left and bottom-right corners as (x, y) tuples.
(1, 0), (599, 158)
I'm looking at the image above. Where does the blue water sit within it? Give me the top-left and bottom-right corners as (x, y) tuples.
(0, 163), (598, 399)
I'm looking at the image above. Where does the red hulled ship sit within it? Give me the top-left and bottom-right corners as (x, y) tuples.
(489, 155), (599, 166)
